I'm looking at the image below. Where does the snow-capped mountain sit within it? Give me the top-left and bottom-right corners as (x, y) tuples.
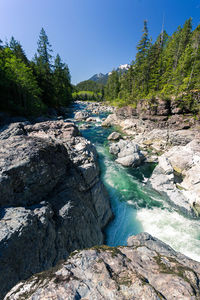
(108, 64), (130, 75)
(89, 64), (130, 85)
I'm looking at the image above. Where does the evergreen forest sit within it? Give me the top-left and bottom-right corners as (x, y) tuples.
(105, 18), (200, 114)
(0, 28), (72, 116)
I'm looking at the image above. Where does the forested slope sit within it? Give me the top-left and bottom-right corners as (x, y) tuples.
(72, 80), (104, 101)
(105, 18), (200, 114)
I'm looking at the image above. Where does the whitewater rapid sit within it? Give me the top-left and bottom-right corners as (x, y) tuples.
(73, 103), (200, 262)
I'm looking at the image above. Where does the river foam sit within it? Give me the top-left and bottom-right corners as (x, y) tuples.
(136, 207), (200, 262)
(76, 102), (200, 262)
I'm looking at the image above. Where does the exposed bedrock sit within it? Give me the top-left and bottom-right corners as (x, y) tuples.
(5, 233), (200, 300)
(0, 120), (112, 299)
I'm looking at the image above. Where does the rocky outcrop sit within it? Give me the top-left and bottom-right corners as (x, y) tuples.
(149, 139), (200, 217)
(102, 111), (199, 144)
(5, 232), (200, 300)
(114, 97), (199, 126)
(102, 96), (199, 132)
(109, 139), (145, 167)
(116, 105), (137, 118)
(0, 120), (112, 299)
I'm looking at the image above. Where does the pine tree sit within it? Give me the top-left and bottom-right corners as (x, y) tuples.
(147, 30), (168, 92)
(174, 18), (192, 69)
(135, 20), (151, 95)
(9, 36), (29, 65)
(53, 54), (72, 106)
(136, 20), (150, 63)
(33, 28), (55, 106)
(36, 28), (53, 71)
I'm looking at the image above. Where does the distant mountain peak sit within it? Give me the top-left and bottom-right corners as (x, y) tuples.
(88, 63), (130, 85)
(89, 73), (108, 85)
(96, 73), (105, 78)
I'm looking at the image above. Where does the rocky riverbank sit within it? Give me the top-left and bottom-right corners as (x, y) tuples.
(66, 100), (200, 217)
(0, 120), (112, 298)
(1, 101), (200, 299)
(99, 103), (200, 217)
(5, 232), (200, 299)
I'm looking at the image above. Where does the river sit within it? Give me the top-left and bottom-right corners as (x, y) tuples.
(71, 102), (200, 262)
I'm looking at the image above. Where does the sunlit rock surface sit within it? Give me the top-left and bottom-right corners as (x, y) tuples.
(0, 120), (112, 299)
(109, 139), (145, 167)
(5, 233), (200, 300)
(150, 139), (200, 216)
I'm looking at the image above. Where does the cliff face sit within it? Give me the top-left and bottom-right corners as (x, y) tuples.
(114, 97), (200, 130)
(0, 120), (112, 299)
(5, 233), (200, 300)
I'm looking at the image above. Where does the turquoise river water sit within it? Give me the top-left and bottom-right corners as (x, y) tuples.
(72, 102), (200, 262)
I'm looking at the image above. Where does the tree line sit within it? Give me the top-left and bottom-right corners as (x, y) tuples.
(105, 18), (200, 114)
(72, 79), (104, 101)
(0, 28), (72, 116)
(75, 79), (104, 94)
(72, 91), (103, 102)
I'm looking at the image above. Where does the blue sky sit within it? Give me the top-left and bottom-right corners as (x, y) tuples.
(0, 0), (200, 84)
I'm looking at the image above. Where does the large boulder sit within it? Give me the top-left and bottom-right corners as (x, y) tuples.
(0, 120), (112, 299)
(74, 111), (89, 121)
(5, 233), (200, 300)
(107, 131), (121, 141)
(0, 135), (70, 207)
(109, 139), (145, 167)
(101, 113), (118, 127)
(149, 139), (200, 216)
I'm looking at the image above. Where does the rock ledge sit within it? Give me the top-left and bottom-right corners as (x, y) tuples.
(5, 233), (200, 300)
